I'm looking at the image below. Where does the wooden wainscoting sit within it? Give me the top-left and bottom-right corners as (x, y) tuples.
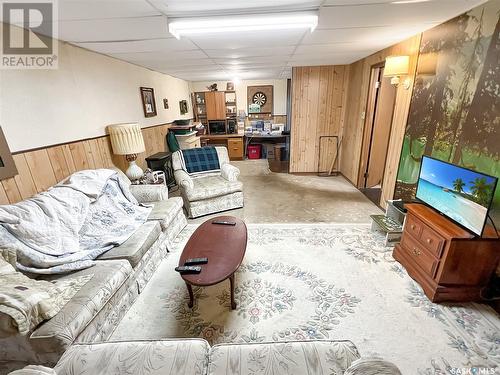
(0, 123), (171, 205)
(290, 65), (349, 173)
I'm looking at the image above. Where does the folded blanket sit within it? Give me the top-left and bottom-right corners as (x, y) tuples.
(0, 169), (152, 274)
(0, 258), (92, 337)
(180, 146), (220, 175)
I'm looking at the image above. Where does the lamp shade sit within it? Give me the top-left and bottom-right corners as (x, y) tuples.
(107, 123), (145, 155)
(384, 56), (410, 77)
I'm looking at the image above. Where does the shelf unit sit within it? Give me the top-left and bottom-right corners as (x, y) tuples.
(193, 90), (238, 135)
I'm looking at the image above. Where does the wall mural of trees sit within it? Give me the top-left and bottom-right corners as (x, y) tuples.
(395, 0), (500, 225)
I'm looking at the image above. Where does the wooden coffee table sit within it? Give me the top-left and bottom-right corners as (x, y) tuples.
(179, 216), (247, 310)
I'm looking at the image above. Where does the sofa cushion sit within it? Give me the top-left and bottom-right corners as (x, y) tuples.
(185, 176), (243, 202)
(54, 339), (210, 375)
(207, 340), (360, 375)
(147, 197), (184, 231)
(97, 221), (161, 267)
(30, 260), (132, 355)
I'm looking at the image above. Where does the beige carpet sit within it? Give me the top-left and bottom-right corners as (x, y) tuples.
(112, 223), (500, 374)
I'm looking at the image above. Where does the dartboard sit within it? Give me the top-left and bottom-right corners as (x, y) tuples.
(252, 92), (267, 106)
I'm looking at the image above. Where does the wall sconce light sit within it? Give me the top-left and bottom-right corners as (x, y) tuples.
(384, 55), (411, 89)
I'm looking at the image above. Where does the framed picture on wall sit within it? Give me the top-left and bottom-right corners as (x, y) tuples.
(140, 87), (157, 117)
(0, 127), (18, 180)
(179, 100), (188, 115)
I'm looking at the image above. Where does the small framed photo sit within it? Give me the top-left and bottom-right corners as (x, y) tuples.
(226, 82), (235, 91)
(163, 98), (169, 109)
(140, 87), (157, 117)
(179, 100), (188, 115)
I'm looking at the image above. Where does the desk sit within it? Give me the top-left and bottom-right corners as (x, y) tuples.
(200, 134), (244, 160)
(244, 133), (290, 159)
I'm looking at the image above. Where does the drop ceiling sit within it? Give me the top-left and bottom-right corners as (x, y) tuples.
(39, 0), (493, 80)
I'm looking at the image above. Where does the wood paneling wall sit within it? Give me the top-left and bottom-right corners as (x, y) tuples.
(290, 65), (349, 173)
(339, 35), (422, 207)
(0, 124), (171, 205)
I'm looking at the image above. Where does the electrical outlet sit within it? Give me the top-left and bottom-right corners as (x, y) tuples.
(361, 111), (366, 120)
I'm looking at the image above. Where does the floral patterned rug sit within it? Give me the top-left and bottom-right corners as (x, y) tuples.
(112, 223), (500, 374)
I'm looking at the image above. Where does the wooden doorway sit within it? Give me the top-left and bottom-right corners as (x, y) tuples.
(359, 63), (397, 203)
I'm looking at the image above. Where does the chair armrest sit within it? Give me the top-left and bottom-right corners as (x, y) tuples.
(221, 163), (240, 182)
(174, 170), (194, 191)
(344, 358), (402, 375)
(129, 184), (168, 203)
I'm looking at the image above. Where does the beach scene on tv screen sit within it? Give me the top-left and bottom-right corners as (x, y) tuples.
(416, 157), (497, 235)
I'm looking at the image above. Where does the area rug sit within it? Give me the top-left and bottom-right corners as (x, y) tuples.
(112, 224), (500, 374)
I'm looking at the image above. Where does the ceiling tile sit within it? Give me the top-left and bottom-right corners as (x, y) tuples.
(317, 0), (488, 29)
(203, 46), (296, 59)
(288, 51), (371, 65)
(109, 49), (206, 63)
(187, 29), (307, 50)
(144, 59), (216, 70)
(58, 0), (160, 21)
(212, 56), (291, 64)
(295, 42), (383, 55)
(150, 0), (322, 16)
(58, 16), (168, 42)
(74, 38), (197, 54)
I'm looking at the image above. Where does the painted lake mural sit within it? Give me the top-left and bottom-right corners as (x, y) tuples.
(395, 0), (500, 226)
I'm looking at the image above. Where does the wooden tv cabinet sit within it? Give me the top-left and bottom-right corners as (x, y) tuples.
(393, 203), (500, 302)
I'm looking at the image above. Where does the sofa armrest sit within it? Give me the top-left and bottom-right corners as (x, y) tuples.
(221, 163), (240, 182)
(174, 170), (194, 191)
(129, 184), (168, 203)
(8, 365), (56, 375)
(344, 358), (402, 375)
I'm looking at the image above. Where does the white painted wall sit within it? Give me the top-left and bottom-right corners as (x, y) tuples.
(189, 79), (288, 115)
(0, 34), (192, 152)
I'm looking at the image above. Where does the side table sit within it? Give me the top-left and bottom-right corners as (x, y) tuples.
(145, 152), (176, 190)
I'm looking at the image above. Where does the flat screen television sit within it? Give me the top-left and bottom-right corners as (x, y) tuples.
(416, 156), (498, 236)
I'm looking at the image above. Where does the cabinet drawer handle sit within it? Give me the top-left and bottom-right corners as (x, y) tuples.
(412, 247), (421, 256)
(411, 224), (416, 230)
(426, 238), (432, 244)
(233, 148), (239, 150)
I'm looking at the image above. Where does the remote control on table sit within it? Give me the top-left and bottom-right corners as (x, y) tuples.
(175, 266), (202, 274)
(184, 257), (208, 265)
(212, 221), (236, 226)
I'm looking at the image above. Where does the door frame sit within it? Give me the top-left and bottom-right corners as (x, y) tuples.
(357, 62), (385, 187)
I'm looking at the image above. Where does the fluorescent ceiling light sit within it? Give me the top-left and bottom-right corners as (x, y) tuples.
(168, 12), (318, 39)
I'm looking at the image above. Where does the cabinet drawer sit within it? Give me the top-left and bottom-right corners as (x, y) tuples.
(419, 227), (445, 258)
(228, 139), (243, 159)
(228, 139), (243, 147)
(401, 234), (439, 278)
(405, 215), (423, 238)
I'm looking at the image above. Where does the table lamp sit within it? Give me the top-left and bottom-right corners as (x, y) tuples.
(108, 123), (145, 181)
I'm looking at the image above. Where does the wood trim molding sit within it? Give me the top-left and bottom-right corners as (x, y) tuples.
(0, 122), (175, 205)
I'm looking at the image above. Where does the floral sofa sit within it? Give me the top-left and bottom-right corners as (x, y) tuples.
(9, 339), (401, 375)
(0, 171), (187, 374)
(172, 146), (244, 218)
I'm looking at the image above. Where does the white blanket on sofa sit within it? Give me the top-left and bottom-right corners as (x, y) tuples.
(0, 169), (151, 274)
